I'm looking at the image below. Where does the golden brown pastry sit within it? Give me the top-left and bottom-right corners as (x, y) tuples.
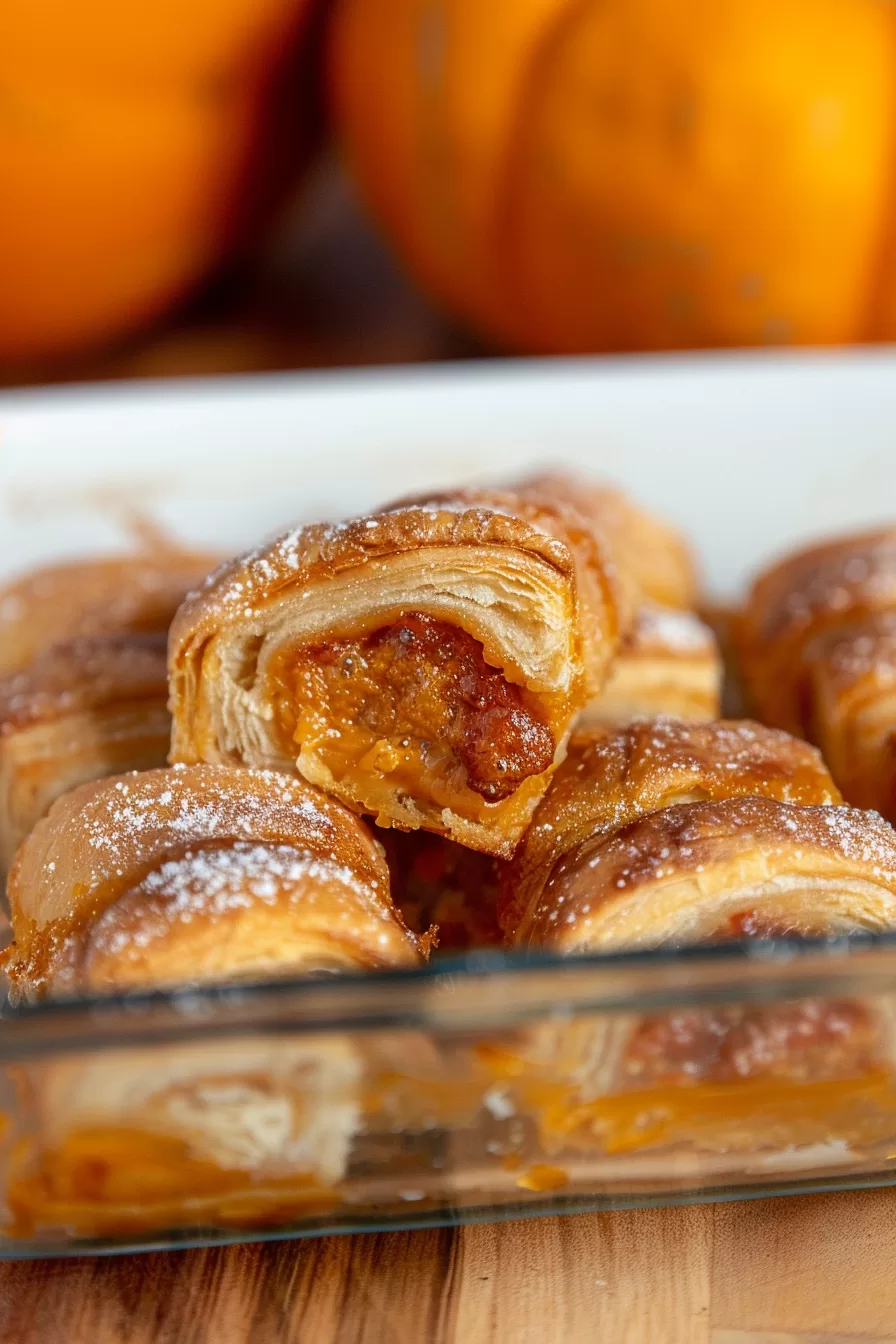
(501, 716), (896, 952)
(0, 633), (171, 872)
(738, 529), (896, 818)
(2, 764), (421, 1001)
(515, 470), (699, 611)
(0, 547), (216, 675)
(582, 602), (722, 727)
(805, 611), (896, 815)
(507, 472), (714, 724)
(169, 496), (623, 857)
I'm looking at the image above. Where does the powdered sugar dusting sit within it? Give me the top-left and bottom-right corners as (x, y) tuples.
(628, 605), (716, 655)
(90, 842), (369, 959)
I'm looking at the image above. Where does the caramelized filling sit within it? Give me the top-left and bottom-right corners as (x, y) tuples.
(5, 1128), (336, 1237)
(279, 614), (555, 807)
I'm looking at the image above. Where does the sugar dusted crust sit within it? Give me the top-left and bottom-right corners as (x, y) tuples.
(4, 764), (420, 998)
(516, 795), (896, 951)
(581, 603), (722, 727)
(500, 716), (840, 937)
(0, 633), (172, 872)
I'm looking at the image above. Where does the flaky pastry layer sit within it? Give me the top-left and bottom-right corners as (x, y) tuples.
(0, 633), (171, 871)
(0, 549), (216, 675)
(581, 603), (721, 727)
(514, 795), (896, 952)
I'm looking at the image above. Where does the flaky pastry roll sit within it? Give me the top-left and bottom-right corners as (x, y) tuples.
(2, 764), (421, 1001)
(582, 603), (722, 727)
(739, 530), (896, 818)
(169, 496), (623, 857)
(0, 548), (216, 675)
(501, 717), (896, 952)
(515, 470), (699, 611)
(0, 633), (170, 872)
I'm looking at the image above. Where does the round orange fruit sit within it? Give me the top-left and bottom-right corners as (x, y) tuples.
(331, 0), (896, 353)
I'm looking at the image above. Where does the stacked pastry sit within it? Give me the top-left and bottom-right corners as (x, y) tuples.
(0, 546), (216, 871)
(5, 478), (896, 1235)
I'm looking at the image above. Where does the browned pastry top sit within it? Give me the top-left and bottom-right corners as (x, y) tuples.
(0, 550), (217, 675)
(808, 609), (896, 698)
(515, 470), (699, 610)
(738, 527), (896, 730)
(0, 633), (168, 732)
(517, 795), (896, 951)
(171, 501), (577, 657)
(5, 763), (416, 995)
(501, 716), (841, 936)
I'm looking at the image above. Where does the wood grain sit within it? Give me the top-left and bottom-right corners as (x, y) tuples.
(3, 1192), (896, 1343)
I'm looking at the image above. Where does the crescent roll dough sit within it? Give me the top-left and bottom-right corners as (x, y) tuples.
(514, 470), (699, 611)
(2, 764), (421, 1001)
(582, 603), (722, 727)
(0, 548), (216, 675)
(169, 495), (623, 857)
(0, 633), (171, 872)
(501, 717), (896, 952)
(739, 529), (896, 819)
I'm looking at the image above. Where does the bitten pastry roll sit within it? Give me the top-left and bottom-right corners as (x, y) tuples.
(738, 529), (896, 818)
(0, 634), (171, 872)
(169, 495), (623, 857)
(581, 603), (722, 727)
(0, 547), (216, 675)
(2, 764), (422, 1001)
(501, 716), (896, 952)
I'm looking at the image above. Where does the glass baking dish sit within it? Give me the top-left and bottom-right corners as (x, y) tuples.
(3, 352), (896, 1255)
(5, 937), (896, 1257)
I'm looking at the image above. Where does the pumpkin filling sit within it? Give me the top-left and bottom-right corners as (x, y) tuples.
(276, 613), (556, 816)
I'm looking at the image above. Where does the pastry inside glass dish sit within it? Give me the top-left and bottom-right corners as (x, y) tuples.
(169, 489), (624, 857)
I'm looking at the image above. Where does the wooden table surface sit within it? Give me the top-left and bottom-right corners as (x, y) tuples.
(1, 1191), (895, 1342)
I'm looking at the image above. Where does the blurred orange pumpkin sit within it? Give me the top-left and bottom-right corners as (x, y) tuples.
(0, 0), (313, 364)
(330, 0), (896, 354)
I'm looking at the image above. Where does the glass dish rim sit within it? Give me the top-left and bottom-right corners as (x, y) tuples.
(6, 932), (896, 1060)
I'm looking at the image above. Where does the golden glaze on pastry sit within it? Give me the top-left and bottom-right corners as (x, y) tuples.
(169, 498), (623, 857)
(0, 548), (216, 675)
(737, 528), (896, 733)
(805, 611), (896, 815)
(582, 603), (722, 727)
(3, 764), (421, 1000)
(0, 633), (171, 872)
(738, 528), (896, 816)
(517, 796), (896, 952)
(500, 716), (841, 939)
(515, 470), (699, 610)
(500, 717), (896, 953)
